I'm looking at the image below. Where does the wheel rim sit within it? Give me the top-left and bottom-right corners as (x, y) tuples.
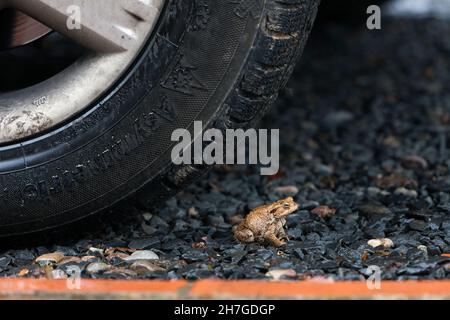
(0, 0), (165, 144)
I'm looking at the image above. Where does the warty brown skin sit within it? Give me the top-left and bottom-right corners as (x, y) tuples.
(235, 197), (300, 247)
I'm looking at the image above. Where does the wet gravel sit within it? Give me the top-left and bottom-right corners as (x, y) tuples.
(1, 16), (450, 281)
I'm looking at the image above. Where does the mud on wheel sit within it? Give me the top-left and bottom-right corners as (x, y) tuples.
(0, 0), (319, 235)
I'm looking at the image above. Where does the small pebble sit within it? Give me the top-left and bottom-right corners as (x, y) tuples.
(395, 188), (418, 198)
(35, 252), (65, 266)
(359, 203), (391, 216)
(86, 262), (112, 274)
(123, 250), (159, 261)
(417, 245), (428, 254)
(188, 207), (200, 218)
(130, 260), (166, 274)
(88, 247), (104, 255)
(51, 269), (68, 279)
(311, 206), (336, 218)
(273, 186), (299, 195)
(266, 269), (297, 280)
(367, 238), (395, 249)
(402, 155), (428, 170)
(409, 220), (427, 231)
(142, 213), (153, 221)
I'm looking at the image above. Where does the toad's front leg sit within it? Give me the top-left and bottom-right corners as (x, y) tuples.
(277, 224), (288, 241)
(264, 225), (286, 247)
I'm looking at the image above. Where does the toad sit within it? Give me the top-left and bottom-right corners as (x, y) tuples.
(234, 197), (299, 247)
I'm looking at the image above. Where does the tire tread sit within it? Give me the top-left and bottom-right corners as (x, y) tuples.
(137, 0), (319, 207)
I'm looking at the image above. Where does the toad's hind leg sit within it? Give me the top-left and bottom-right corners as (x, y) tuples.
(235, 225), (255, 243)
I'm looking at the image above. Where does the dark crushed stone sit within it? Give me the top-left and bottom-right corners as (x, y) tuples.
(0, 17), (449, 281)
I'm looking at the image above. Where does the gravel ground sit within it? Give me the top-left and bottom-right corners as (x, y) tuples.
(1, 16), (450, 281)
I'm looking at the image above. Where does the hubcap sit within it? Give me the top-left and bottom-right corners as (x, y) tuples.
(0, 0), (165, 144)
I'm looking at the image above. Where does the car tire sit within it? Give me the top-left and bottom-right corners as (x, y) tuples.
(0, 0), (319, 235)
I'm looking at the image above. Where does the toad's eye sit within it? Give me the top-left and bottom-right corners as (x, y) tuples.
(283, 203), (290, 209)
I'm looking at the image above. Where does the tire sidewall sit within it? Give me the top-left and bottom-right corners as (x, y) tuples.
(0, 0), (269, 234)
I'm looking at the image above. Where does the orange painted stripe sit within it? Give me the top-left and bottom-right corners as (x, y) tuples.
(0, 279), (186, 297)
(190, 280), (450, 299)
(0, 279), (448, 299)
